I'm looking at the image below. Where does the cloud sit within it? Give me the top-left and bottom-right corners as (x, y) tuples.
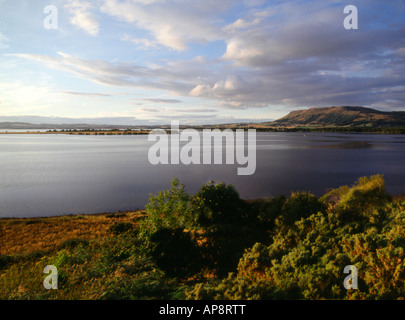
(9, 51), (206, 98)
(140, 98), (182, 104)
(100, 0), (232, 51)
(65, 0), (100, 36)
(121, 34), (159, 50)
(173, 108), (217, 113)
(0, 32), (9, 48)
(8, 0), (405, 113)
(140, 107), (162, 113)
(61, 91), (111, 97)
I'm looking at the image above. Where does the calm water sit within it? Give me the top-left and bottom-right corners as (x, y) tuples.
(1, 132), (405, 218)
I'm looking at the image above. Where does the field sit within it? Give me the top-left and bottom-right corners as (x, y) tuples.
(0, 212), (143, 255)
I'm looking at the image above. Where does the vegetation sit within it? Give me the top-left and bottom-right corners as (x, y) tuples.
(1, 175), (404, 300)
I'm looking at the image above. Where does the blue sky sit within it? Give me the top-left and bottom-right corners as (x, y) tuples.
(0, 0), (404, 125)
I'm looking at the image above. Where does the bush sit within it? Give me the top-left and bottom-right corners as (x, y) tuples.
(323, 174), (392, 223)
(150, 228), (202, 278)
(189, 181), (259, 276)
(191, 181), (252, 228)
(109, 222), (134, 235)
(140, 178), (193, 240)
(58, 238), (89, 250)
(281, 192), (326, 226)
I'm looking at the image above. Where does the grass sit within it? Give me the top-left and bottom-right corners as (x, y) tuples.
(0, 211), (143, 255)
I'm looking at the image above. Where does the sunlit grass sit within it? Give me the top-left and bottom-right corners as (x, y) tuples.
(0, 212), (143, 255)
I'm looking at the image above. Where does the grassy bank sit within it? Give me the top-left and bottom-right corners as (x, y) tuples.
(1, 175), (404, 300)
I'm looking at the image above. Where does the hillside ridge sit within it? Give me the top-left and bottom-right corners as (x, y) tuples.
(268, 106), (405, 127)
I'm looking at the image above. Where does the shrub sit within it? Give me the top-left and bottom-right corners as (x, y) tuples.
(140, 178), (193, 240)
(109, 222), (134, 235)
(150, 227), (202, 278)
(58, 238), (89, 250)
(190, 181), (259, 277)
(281, 192), (326, 226)
(191, 181), (252, 228)
(322, 175), (392, 223)
(106, 212), (127, 218)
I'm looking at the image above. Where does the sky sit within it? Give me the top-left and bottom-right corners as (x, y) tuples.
(0, 0), (404, 125)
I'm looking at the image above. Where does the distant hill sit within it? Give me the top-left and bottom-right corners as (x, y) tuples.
(267, 106), (405, 128)
(0, 116), (154, 130)
(2, 106), (405, 131)
(0, 122), (151, 130)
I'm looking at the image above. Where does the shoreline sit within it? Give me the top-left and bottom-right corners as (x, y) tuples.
(0, 209), (145, 220)
(2, 193), (405, 220)
(0, 130), (150, 135)
(1, 127), (405, 135)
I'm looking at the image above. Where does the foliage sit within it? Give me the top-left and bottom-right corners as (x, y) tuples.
(149, 228), (202, 278)
(191, 181), (253, 228)
(140, 178), (193, 239)
(280, 192), (326, 226)
(186, 176), (405, 300)
(1, 175), (404, 300)
(108, 222), (134, 235)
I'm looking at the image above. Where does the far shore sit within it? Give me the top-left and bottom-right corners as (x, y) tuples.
(0, 130), (151, 135)
(1, 126), (405, 134)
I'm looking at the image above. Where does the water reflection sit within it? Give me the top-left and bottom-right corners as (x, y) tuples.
(1, 132), (405, 217)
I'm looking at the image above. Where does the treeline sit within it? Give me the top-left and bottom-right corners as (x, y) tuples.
(1, 175), (404, 299)
(46, 128), (150, 135)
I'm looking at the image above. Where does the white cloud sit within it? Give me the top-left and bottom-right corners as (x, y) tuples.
(65, 0), (100, 36)
(121, 34), (158, 50)
(0, 32), (9, 48)
(6, 0), (405, 113)
(139, 98), (182, 104)
(100, 0), (231, 51)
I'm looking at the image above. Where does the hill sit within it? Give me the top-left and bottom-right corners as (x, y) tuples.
(0, 121), (151, 130)
(267, 106), (405, 128)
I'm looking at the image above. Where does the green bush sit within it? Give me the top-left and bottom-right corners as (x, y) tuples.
(322, 174), (392, 223)
(281, 192), (326, 226)
(191, 181), (253, 228)
(150, 227), (202, 278)
(140, 178), (193, 240)
(109, 222), (134, 235)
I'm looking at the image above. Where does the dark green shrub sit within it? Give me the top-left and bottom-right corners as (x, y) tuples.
(281, 192), (325, 225)
(106, 212), (127, 218)
(0, 255), (14, 270)
(190, 181), (259, 277)
(58, 238), (89, 250)
(191, 181), (252, 228)
(109, 222), (134, 235)
(150, 227), (202, 278)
